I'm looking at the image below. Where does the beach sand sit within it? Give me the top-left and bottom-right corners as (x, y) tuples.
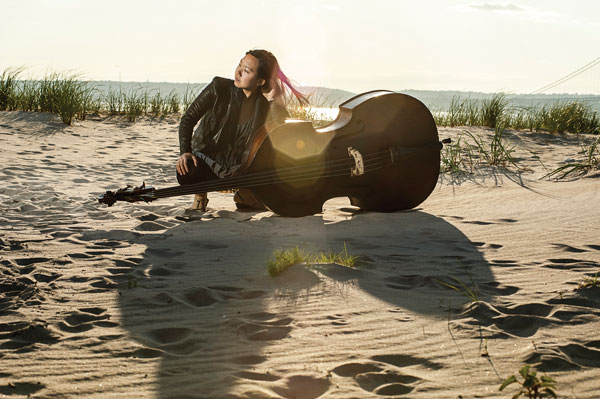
(1, 111), (599, 398)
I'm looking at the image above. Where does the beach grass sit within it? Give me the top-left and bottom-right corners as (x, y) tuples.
(440, 132), (475, 174)
(577, 272), (600, 290)
(434, 93), (599, 135)
(543, 135), (600, 179)
(0, 67), (24, 111)
(122, 87), (147, 122)
(436, 275), (480, 302)
(481, 93), (508, 129)
(465, 122), (518, 167)
(499, 365), (557, 399)
(265, 243), (358, 277)
(3, 65), (598, 136)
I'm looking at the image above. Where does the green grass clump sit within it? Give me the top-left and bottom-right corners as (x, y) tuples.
(440, 133), (475, 174)
(543, 136), (600, 179)
(499, 365), (557, 398)
(464, 122), (518, 167)
(122, 87), (148, 122)
(182, 84), (200, 111)
(52, 74), (95, 125)
(436, 275), (480, 302)
(265, 244), (358, 277)
(0, 67), (24, 111)
(576, 272), (600, 290)
(540, 101), (599, 134)
(481, 93), (508, 129)
(433, 93), (599, 135)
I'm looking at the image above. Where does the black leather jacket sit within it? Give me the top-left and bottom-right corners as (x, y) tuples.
(178, 76), (289, 156)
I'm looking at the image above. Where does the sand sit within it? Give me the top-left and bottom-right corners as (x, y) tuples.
(0, 111), (599, 398)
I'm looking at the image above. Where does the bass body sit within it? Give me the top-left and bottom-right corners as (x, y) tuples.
(239, 90), (441, 217)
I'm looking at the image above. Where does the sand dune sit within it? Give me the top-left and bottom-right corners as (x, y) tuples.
(1, 111), (599, 398)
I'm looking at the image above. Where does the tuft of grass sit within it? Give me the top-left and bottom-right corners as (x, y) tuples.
(105, 86), (124, 116)
(436, 275), (480, 302)
(541, 101), (599, 134)
(266, 246), (309, 277)
(499, 365), (557, 399)
(265, 244), (358, 277)
(543, 136), (600, 180)
(576, 272), (600, 290)
(123, 87), (146, 122)
(481, 93), (508, 129)
(464, 122), (518, 167)
(440, 133), (475, 174)
(433, 93), (599, 135)
(35, 71), (95, 125)
(166, 89), (180, 115)
(0, 67), (24, 111)
(315, 242), (358, 267)
(182, 84), (200, 111)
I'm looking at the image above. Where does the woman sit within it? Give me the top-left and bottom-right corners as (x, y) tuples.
(176, 49), (308, 211)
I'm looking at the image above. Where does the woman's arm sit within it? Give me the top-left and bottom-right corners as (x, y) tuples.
(178, 77), (217, 155)
(262, 81), (290, 124)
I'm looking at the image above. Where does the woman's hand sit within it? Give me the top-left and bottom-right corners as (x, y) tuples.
(176, 152), (198, 175)
(261, 79), (281, 102)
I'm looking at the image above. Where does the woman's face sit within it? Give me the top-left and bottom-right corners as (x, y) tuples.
(234, 54), (265, 92)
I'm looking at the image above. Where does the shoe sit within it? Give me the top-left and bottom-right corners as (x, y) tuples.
(190, 193), (209, 211)
(234, 188), (267, 211)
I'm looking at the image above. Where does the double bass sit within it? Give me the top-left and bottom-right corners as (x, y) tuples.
(98, 91), (442, 217)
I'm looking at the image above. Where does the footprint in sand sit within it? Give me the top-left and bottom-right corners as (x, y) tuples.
(552, 243), (588, 253)
(456, 299), (599, 338)
(326, 314), (349, 326)
(234, 312), (293, 341)
(271, 375), (331, 399)
(134, 221), (168, 231)
(332, 354), (441, 396)
(0, 381), (46, 396)
(524, 341), (600, 371)
(0, 321), (60, 350)
(461, 220), (496, 225)
(14, 257), (51, 266)
(57, 308), (116, 333)
(142, 327), (202, 355)
(544, 258), (599, 270)
(234, 370), (280, 382)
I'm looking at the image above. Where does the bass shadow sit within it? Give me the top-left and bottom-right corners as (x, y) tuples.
(110, 207), (510, 398)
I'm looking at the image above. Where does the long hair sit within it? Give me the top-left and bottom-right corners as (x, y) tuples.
(246, 49), (309, 107)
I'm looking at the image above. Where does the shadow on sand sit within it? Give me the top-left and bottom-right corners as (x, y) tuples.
(100, 207), (523, 398)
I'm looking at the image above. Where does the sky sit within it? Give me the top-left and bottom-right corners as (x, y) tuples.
(2, 0), (600, 94)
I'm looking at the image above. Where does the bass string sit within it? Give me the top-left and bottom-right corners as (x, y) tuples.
(196, 139), (441, 192)
(154, 157), (390, 199)
(152, 138), (442, 199)
(154, 153), (391, 198)
(156, 150), (389, 198)
(154, 150), (392, 198)
(154, 160), (389, 199)
(154, 149), (393, 198)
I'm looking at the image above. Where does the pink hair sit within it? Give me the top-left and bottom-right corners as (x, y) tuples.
(246, 49), (309, 107)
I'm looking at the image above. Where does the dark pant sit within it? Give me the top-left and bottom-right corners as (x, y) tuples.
(176, 157), (217, 186)
(175, 158), (266, 211)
